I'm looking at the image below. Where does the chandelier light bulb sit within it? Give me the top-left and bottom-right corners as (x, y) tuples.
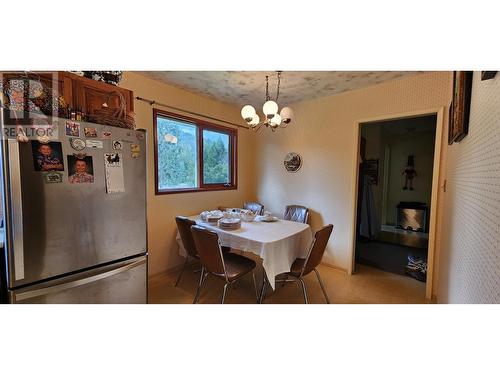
(249, 113), (260, 126)
(280, 107), (294, 124)
(271, 113), (282, 126)
(241, 105), (256, 122)
(263, 100), (278, 118)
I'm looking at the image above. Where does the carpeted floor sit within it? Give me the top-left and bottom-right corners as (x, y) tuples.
(149, 262), (429, 304)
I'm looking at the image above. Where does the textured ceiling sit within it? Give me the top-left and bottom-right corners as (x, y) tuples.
(138, 71), (422, 107)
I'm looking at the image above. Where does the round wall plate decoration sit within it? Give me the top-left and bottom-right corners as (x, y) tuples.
(70, 137), (86, 151)
(284, 152), (302, 172)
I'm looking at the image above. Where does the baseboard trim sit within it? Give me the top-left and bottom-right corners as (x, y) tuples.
(150, 260), (347, 281)
(148, 264), (183, 282)
(320, 261), (348, 274)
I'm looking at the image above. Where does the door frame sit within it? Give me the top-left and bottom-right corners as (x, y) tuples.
(348, 107), (446, 300)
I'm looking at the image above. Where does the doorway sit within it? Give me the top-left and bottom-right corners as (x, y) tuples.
(353, 113), (440, 293)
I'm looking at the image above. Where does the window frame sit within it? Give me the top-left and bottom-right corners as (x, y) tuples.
(153, 109), (238, 195)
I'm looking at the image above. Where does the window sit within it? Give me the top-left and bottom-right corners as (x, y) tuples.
(154, 109), (237, 194)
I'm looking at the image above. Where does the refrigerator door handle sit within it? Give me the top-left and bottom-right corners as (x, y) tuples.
(12, 257), (147, 302)
(7, 138), (25, 281)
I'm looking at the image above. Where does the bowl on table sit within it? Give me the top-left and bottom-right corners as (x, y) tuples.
(239, 209), (256, 222)
(257, 211), (279, 222)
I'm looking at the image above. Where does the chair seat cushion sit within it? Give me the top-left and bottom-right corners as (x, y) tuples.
(289, 258), (306, 277)
(222, 253), (256, 282)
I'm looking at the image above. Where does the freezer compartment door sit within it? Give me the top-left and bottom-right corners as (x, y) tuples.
(10, 255), (147, 304)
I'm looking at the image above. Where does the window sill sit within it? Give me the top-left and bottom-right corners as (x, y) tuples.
(155, 185), (237, 195)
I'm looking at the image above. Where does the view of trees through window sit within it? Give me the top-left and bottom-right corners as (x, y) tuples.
(155, 112), (235, 193)
(203, 130), (229, 184)
(156, 116), (198, 190)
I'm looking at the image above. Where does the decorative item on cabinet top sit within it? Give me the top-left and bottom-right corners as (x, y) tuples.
(82, 71), (123, 86)
(86, 91), (136, 130)
(284, 152), (302, 172)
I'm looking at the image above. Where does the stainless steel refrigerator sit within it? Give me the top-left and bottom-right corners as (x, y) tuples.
(0, 113), (147, 303)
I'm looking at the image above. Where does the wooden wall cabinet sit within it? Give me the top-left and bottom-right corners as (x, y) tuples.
(1, 71), (134, 120)
(71, 74), (134, 116)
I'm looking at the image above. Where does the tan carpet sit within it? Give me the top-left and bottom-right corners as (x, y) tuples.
(149, 261), (429, 304)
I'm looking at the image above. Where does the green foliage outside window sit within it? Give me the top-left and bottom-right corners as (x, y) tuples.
(157, 117), (197, 190)
(156, 115), (233, 191)
(203, 130), (229, 184)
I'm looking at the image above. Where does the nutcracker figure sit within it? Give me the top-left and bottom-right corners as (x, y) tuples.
(402, 155), (417, 190)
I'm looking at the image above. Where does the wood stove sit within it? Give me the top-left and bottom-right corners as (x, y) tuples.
(396, 202), (428, 233)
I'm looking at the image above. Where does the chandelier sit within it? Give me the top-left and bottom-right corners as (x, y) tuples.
(240, 71), (294, 131)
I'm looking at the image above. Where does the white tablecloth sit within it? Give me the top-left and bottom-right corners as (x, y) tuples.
(177, 216), (312, 289)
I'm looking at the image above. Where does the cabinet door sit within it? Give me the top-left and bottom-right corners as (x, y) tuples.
(73, 77), (134, 116)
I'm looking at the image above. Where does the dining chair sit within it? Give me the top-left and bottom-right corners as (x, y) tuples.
(284, 205), (309, 223)
(190, 225), (258, 304)
(175, 216), (232, 287)
(174, 216), (200, 287)
(261, 224), (334, 304)
(243, 201), (265, 215)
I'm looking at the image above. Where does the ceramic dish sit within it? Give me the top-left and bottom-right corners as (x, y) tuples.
(256, 215), (279, 222)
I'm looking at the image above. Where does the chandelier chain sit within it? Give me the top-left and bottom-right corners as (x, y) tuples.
(276, 71), (281, 102)
(265, 75), (270, 101)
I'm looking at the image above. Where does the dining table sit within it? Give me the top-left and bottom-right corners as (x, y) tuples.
(177, 214), (313, 291)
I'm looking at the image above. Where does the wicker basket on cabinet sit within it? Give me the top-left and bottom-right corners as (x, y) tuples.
(87, 90), (136, 129)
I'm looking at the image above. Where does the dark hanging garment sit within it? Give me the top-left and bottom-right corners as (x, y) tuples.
(359, 175), (380, 239)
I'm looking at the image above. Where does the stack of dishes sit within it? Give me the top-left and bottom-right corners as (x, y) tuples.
(218, 217), (241, 230)
(201, 210), (224, 224)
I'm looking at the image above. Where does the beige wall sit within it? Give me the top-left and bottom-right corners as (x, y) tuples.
(254, 72), (453, 284)
(437, 72), (500, 303)
(119, 72), (256, 276)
